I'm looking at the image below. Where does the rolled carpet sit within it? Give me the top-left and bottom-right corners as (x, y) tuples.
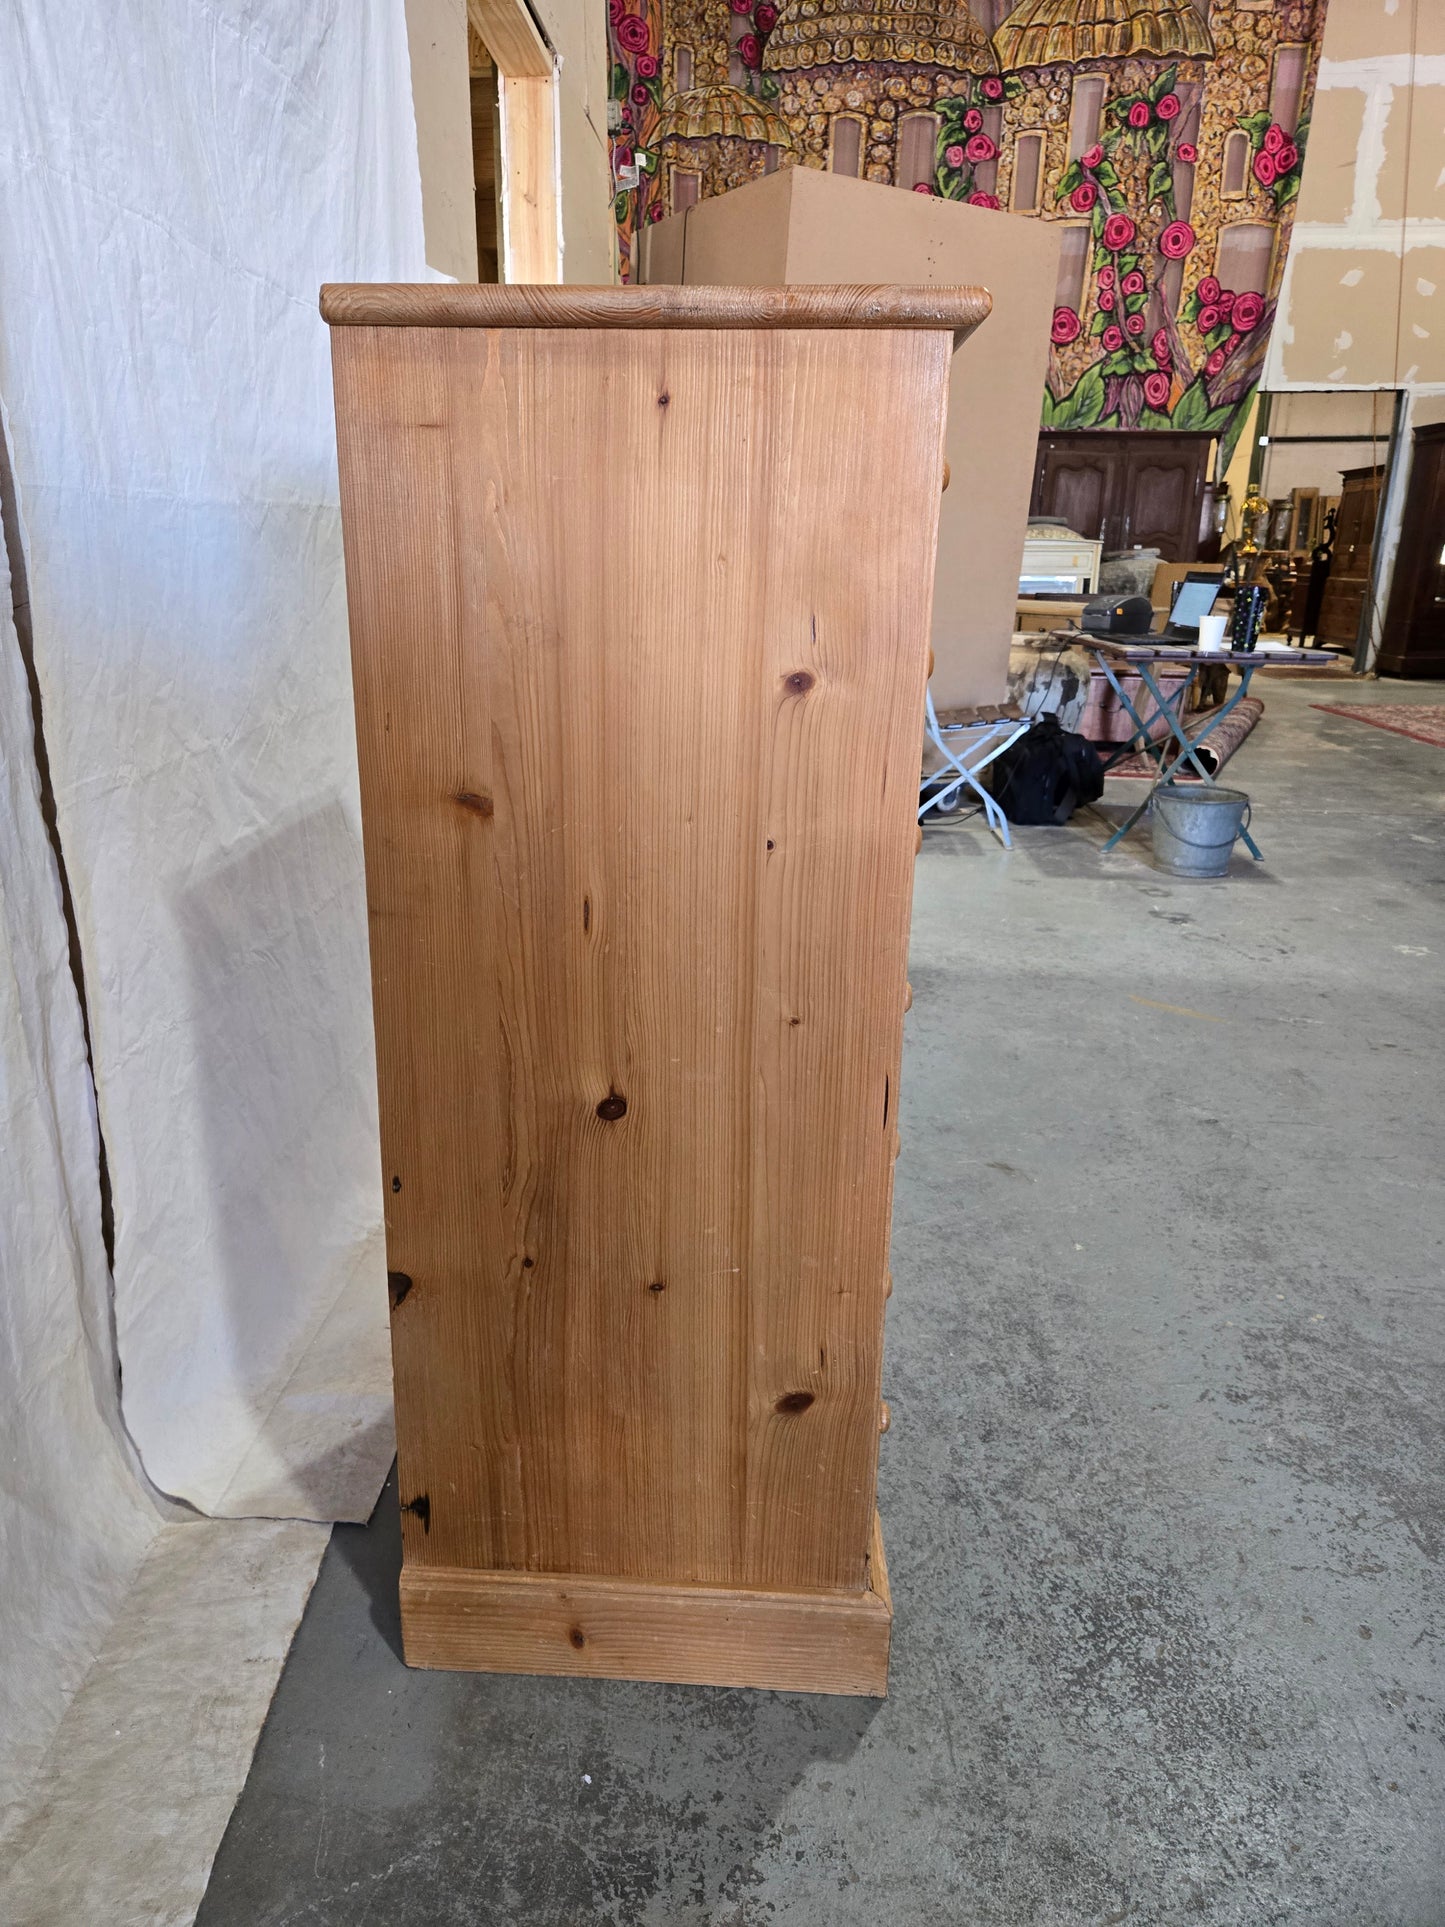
(1108, 696), (1263, 779)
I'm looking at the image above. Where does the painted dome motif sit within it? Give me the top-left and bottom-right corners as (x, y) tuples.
(651, 84), (799, 144)
(992, 0), (1213, 67)
(762, 0), (996, 75)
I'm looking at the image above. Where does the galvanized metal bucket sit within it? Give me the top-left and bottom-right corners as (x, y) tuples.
(1151, 785), (1250, 879)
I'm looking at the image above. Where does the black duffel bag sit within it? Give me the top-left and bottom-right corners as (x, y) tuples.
(987, 713), (1105, 826)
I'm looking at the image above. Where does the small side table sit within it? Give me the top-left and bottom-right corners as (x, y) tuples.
(1078, 639), (1334, 859)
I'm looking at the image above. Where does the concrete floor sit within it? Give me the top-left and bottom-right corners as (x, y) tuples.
(198, 680), (1445, 1927)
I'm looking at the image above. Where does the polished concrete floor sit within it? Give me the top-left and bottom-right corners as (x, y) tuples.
(199, 680), (1445, 1926)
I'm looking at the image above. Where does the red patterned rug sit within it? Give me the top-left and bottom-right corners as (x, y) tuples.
(1312, 703), (1445, 748)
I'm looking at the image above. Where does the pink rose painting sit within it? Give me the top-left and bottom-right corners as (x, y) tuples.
(1277, 142), (1300, 174)
(615, 11), (650, 50)
(1125, 312), (1145, 336)
(945, 143), (966, 168)
(1177, 142), (1198, 164)
(1121, 270), (1145, 296)
(1151, 327), (1171, 368)
(1144, 371), (1171, 410)
(1070, 181), (1098, 214)
(1263, 122), (1287, 155)
(1098, 287), (1116, 311)
(608, 0), (624, 22)
(964, 133), (997, 163)
(1051, 306), (1082, 345)
(755, 2), (778, 24)
(981, 75), (1004, 101)
(1099, 265), (1116, 290)
(1216, 289), (1237, 314)
(1158, 221), (1196, 260)
(737, 31), (760, 64)
(635, 51), (659, 76)
(1081, 143), (1103, 170)
(1253, 149), (1279, 188)
(1128, 100), (1151, 130)
(1197, 304), (1221, 334)
(1232, 291), (1264, 331)
(912, 181), (937, 195)
(963, 107), (983, 134)
(1196, 276), (1221, 306)
(968, 192), (1001, 209)
(631, 82), (650, 104)
(1103, 213), (1136, 251)
(1156, 94), (1181, 121)
(1205, 345), (1227, 376)
(1102, 323), (1124, 351)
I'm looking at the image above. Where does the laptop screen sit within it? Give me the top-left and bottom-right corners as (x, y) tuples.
(1169, 577), (1221, 631)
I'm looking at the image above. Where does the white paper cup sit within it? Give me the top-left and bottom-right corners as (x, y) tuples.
(1197, 612), (1229, 653)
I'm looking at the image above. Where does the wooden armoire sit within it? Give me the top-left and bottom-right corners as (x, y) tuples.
(324, 281), (988, 1696)
(1316, 463), (1384, 654)
(1030, 430), (1212, 561)
(1378, 426), (1445, 678)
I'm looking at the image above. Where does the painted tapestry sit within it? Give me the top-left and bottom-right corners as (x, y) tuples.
(607, 0), (1327, 435)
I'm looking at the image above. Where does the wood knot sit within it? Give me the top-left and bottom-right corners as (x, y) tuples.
(391, 1175), (402, 1193)
(648, 1280), (666, 1294)
(387, 1270), (413, 1308)
(569, 1625), (586, 1648)
(403, 1493), (431, 1532)
(455, 790), (494, 817)
(657, 390), (670, 407)
(766, 839), (775, 852)
(775, 1391), (814, 1416)
(522, 1255), (535, 1270)
(596, 1092), (628, 1121)
(783, 670), (815, 696)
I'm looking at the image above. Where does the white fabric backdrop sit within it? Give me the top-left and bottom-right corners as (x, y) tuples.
(0, 453), (162, 1818)
(0, 0), (432, 1519)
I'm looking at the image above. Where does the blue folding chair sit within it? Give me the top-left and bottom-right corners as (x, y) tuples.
(918, 690), (1031, 848)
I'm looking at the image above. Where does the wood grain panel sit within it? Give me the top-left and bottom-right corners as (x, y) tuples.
(330, 305), (958, 1679)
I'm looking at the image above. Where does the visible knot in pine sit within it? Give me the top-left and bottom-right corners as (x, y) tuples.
(455, 789), (494, 817)
(782, 670), (815, 696)
(657, 390), (670, 407)
(387, 1270), (414, 1308)
(596, 1091), (628, 1121)
(569, 1625), (586, 1648)
(648, 1280), (666, 1294)
(775, 1391), (815, 1416)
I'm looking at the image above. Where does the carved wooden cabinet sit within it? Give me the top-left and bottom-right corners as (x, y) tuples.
(325, 282), (985, 1696)
(1031, 429), (1212, 561)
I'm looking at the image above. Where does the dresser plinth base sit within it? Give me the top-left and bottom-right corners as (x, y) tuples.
(400, 1515), (892, 1698)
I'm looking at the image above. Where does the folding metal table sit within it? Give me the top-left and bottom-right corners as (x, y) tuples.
(1078, 639), (1333, 859)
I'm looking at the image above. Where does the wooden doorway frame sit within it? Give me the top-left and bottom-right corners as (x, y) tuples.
(467, 0), (561, 282)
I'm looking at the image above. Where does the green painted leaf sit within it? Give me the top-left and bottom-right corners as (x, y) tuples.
(1090, 309), (1110, 337)
(1069, 363), (1108, 429)
(1149, 65), (1177, 104)
(1138, 406), (1174, 430)
(1149, 159), (1173, 204)
(1059, 159), (1083, 195)
(1238, 110), (1272, 146)
(1172, 377), (1216, 431)
(1005, 75), (1025, 98)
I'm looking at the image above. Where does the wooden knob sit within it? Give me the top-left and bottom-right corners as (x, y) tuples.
(915, 823), (924, 854)
(903, 981), (913, 1012)
(941, 460), (951, 493)
(879, 1401), (891, 1434)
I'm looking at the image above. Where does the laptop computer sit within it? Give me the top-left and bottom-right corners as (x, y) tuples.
(1158, 573), (1223, 643)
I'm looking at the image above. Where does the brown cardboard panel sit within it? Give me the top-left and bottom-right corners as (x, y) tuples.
(642, 167), (1055, 709)
(1400, 249), (1445, 385)
(780, 171), (1057, 709)
(1279, 247), (1403, 386)
(1292, 85), (1367, 227)
(1379, 86), (1445, 227)
(643, 171), (793, 288)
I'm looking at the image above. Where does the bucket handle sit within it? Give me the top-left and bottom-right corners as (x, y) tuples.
(1160, 796), (1250, 848)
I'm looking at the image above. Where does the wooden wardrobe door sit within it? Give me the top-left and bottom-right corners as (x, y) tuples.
(1379, 427), (1445, 677)
(1117, 437), (1209, 560)
(1032, 438), (1117, 549)
(1318, 464), (1384, 654)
